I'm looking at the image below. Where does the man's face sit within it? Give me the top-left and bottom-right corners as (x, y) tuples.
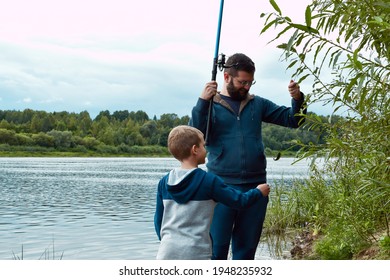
(226, 71), (255, 101)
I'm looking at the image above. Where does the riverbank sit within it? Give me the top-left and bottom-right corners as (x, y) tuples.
(0, 145), (296, 159)
(0, 147), (170, 157)
(0, 151), (169, 157)
(288, 228), (390, 260)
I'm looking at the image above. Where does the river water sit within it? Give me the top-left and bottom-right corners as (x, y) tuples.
(0, 157), (309, 260)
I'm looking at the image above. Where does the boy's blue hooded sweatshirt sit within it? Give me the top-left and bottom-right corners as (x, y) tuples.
(154, 167), (262, 260)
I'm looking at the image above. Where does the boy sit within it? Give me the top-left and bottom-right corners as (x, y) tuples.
(154, 125), (270, 259)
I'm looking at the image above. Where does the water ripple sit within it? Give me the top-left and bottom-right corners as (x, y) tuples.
(0, 157), (308, 259)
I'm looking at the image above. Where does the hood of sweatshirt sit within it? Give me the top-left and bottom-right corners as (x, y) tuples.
(166, 167), (205, 204)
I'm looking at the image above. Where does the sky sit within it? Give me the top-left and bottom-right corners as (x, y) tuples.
(0, 0), (331, 119)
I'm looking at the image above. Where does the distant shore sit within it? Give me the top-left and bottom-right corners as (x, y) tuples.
(0, 149), (297, 158)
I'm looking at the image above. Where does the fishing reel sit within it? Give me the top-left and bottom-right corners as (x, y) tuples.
(217, 53), (239, 71)
(217, 53), (226, 71)
(211, 53), (240, 89)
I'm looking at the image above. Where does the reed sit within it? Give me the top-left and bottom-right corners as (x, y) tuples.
(12, 240), (64, 260)
(262, 179), (306, 258)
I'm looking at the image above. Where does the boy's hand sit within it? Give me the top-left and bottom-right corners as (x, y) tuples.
(257, 183), (270, 196)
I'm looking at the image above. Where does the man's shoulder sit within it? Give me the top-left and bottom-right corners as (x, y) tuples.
(251, 94), (269, 102)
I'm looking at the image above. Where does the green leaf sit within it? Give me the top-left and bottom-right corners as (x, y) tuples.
(295, 33), (307, 47)
(276, 43), (297, 54)
(291, 23), (319, 34)
(353, 49), (363, 71)
(297, 74), (311, 84)
(305, 5), (312, 27)
(277, 43), (288, 50)
(260, 19), (278, 34)
(267, 25), (292, 44)
(287, 29), (299, 53)
(332, 51), (342, 68)
(373, 16), (383, 23)
(287, 60), (298, 69)
(345, 74), (360, 97)
(269, 0), (282, 15)
(313, 40), (326, 65)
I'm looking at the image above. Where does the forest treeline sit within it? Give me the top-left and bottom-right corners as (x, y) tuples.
(0, 108), (334, 156)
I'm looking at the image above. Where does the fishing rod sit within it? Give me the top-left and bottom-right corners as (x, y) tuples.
(205, 0), (225, 145)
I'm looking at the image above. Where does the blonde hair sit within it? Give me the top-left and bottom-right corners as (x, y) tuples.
(168, 125), (204, 161)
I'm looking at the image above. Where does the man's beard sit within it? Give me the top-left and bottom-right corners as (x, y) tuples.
(226, 80), (248, 101)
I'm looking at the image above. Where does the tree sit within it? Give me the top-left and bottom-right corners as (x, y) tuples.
(139, 120), (158, 139)
(21, 109), (35, 124)
(78, 111), (93, 136)
(159, 113), (179, 128)
(82, 136), (100, 150)
(94, 110), (111, 121)
(32, 132), (55, 147)
(91, 115), (110, 139)
(55, 121), (67, 131)
(67, 114), (79, 132)
(0, 129), (17, 145)
(129, 110), (149, 123)
(30, 112), (55, 133)
(112, 110), (130, 122)
(0, 120), (11, 130)
(16, 133), (34, 146)
(98, 127), (115, 146)
(261, 0), (389, 259)
(47, 130), (73, 148)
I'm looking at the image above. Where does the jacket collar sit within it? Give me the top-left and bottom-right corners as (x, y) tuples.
(214, 92), (254, 114)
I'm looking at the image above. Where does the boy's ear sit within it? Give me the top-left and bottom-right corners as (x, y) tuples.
(191, 144), (198, 155)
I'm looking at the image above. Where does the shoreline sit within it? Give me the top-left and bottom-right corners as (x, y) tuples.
(0, 150), (297, 158)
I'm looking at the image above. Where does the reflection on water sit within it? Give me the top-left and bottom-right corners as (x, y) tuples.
(0, 157), (309, 260)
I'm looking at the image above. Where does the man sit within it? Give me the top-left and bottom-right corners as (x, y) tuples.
(189, 53), (306, 260)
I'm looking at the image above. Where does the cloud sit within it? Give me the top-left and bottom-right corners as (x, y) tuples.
(0, 0), (332, 119)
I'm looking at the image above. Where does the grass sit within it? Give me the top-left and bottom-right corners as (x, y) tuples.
(262, 180), (304, 259)
(12, 240), (64, 260)
(0, 144), (171, 157)
(263, 174), (390, 260)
